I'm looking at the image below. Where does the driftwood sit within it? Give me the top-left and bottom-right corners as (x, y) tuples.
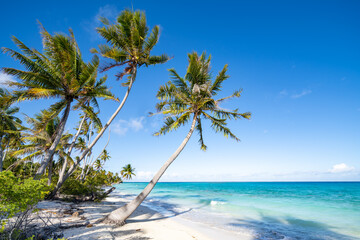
(51, 186), (116, 203)
(100, 187), (115, 198)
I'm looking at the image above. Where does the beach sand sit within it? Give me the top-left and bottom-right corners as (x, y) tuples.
(36, 194), (250, 240)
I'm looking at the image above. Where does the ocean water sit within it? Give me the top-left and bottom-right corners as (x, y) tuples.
(113, 182), (360, 240)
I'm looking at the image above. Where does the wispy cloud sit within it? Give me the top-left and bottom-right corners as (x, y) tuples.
(113, 117), (145, 136)
(329, 163), (355, 173)
(0, 72), (15, 87)
(82, 5), (118, 41)
(279, 89), (288, 96)
(291, 89), (312, 99)
(135, 171), (155, 180)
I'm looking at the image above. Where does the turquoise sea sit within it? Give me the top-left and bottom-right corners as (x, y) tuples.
(114, 182), (360, 240)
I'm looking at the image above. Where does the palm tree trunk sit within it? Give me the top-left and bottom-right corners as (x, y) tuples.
(0, 143), (3, 172)
(47, 115), (86, 199)
(103, 114), (198, 225)
(0, 136), (5, 172)
(84, 129), (111, 180)
(50, 69), (137, 196)
(47, 158), (53, 186)
(35, 101), (72, 179)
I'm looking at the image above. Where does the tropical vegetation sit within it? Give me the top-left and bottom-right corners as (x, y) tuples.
(0, 7), (250, 239)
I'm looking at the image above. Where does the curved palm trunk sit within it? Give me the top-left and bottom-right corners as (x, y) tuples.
(0, 139), (3, 172)
(50, 69), (137, 196)
(103, 114), (197, 225)
(83, 129), (111, 181)
(47, 157), (53, 186)
(34, 101), (72, 179)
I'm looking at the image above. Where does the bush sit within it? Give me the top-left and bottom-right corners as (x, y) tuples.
(0, 171), (51, 239)
(59, 169), (121, 200)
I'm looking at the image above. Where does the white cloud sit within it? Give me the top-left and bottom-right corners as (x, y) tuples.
(135, 171), (155, 180)
(0, 73), (15, 87)
(291, 89), (312, 99)
(113, 117), (145, 136)
(329, 163), (355, 173)
(128, 117), (145, 131)
(83, 5), (118, 40)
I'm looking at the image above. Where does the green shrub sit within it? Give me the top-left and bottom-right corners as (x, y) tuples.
(0, 171), (50, 219)
(60, 178), (97, 196)
(59, 169), (121, 198)
(0, 171), (51, 239)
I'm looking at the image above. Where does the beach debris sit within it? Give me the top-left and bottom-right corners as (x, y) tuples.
(72, 211), (80, 217)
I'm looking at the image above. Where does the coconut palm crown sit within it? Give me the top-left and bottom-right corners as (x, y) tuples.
(12, 111), (72, 164)
(1, 24), (117, 177)
(93, 9), (170, 84)
(154, 51), (251, 150)
(1, 24), (117, 125)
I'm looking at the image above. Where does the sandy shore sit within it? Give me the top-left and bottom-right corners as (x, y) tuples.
(35, 193), (249, 240)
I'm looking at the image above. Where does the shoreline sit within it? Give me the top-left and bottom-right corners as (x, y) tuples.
(36, 192), (247, 240)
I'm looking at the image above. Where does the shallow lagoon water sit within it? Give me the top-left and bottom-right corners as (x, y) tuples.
(114, 182), (360, 240)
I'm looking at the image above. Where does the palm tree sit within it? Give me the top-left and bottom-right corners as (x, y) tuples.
(11, 111), (72, 184)
(1, 24), (116, 178)
(103, 52), (251, 224)
(53, 9), (170, 192)
(121, 164), (135, 180)
(0, 88), (22, 171)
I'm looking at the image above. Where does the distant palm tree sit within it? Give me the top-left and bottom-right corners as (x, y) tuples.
(1, 24), (116, 178)
(55, 9), (170, 191)
(103, 52), (251, 224)
(0, 88), (22, 171)
(121, 164), (136, 180)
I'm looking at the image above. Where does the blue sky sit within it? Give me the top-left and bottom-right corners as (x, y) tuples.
(0, 0), (359, 181)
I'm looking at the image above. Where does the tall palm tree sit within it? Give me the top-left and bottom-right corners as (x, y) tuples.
(121, 164), (135, 180)
(1, 24), (116, 178)
(103, 52), (251, 224)
(0, 88), (22, 171)
(52, 9), (170, 193)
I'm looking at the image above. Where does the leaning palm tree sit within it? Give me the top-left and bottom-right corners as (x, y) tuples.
(103, 52), (251, 224)
(52, 9), (170, 193)
(84, 9), (169, 158)
(0, 88), (22, 171)
(1, 24), (116, 178)
(121, 164), (135, 180)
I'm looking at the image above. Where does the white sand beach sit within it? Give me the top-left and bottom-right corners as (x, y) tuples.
(35, 194), (250, 240)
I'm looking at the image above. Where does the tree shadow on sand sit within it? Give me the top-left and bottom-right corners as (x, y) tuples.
(228, 215), (359, 240)
(124, 198), (211, 223)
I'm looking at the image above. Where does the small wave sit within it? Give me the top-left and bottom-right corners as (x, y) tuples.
(210, 200), (227, 206)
